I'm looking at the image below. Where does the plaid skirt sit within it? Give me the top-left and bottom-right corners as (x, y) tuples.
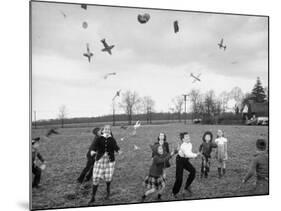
(143, 175), (166, 190)
(92, 154), (115, 185)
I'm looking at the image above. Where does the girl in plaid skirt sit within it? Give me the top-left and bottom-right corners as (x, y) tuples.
(142, 145), (175, 201)
(89, 125), (121, 204)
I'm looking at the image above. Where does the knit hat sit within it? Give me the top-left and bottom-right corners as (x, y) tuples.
(256, 139), (266, 151)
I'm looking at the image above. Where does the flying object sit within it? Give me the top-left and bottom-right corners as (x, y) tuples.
(81, 4), (87, 10)
(82, 21), (88, 29)
(173, 20), (179, 33)
(134, 121), (140, 129)
(137, 13), (150, 24)
(134, 145), (140, 150)
(218, 38), (227, 50)
(101, 39), (115, 55)
(113, 89), (121, 100)
(60, 10), (67, 18)
(46, 128), (59, 137)
(103, 72), (116, 79)
(190, 73), (201, 83)
(83, 43), (94, 63)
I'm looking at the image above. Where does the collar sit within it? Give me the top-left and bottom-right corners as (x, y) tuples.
(102, 134), (111, 138)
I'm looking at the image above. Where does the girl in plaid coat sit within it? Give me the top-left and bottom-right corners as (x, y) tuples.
(89, 125), (121, 204)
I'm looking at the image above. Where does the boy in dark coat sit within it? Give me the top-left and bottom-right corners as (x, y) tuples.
(32, 137), (46, 188)
(242, 139), (269, 194)
(77, 127), (101, 183)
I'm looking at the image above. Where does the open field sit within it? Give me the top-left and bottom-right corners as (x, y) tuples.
(31, 123), (268, 210)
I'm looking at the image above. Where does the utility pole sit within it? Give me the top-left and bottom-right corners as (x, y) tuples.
(112, 90), (121, 126)
(33, 110), (37, 129)
(112, 101), (116, 126)
(183, 94), (188, 124)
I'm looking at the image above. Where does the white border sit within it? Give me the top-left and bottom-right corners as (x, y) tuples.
(0, 0), (279, 211)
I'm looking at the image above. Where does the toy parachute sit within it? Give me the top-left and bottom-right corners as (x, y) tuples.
(174, 20), (179, 33)
(137, 13), (150, 24)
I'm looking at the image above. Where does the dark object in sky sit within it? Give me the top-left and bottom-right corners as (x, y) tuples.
(82, 21), (88, 29)
(218, 38), (227, 51)
(190, 73), (201, 83)
(60, 10), (66, 18)
(46, 128), (59, 137)
(113, 89), (121, 100)
(101, 39), (115, 55)
(104, 72), (116, 79)
(83, 43), (94, 63)
(81, 4), (87, 10)
(174, 20), (179, 33)
(137, 13), (150, 24)
(231, 61), (238, 64)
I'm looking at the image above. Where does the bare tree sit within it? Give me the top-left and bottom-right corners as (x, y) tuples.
(58, 105), (67, 128)
(219, 91), (230, 113)
(204, 90), (216, 116)
(142, 96), (155, 124)
(172, 96), (184, 122)
(229, 87), (244, 112)
(119, 90), (141, 125)
(188, 89), (202, 119)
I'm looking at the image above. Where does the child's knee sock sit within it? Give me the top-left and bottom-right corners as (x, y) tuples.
(90, 185), (98, 202)
(106, 182), (111, 195)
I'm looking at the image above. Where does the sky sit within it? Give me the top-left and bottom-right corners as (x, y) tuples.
(31, 2), (268, 120)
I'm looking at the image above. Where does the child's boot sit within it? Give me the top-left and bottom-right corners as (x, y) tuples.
(89, 185), (98, 204)
(157, 194), (162, 200)
(141, 194), (146, 202)
(218, 168), (222, 178)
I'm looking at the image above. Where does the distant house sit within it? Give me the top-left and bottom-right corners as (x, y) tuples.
(242, 100), (269, 120)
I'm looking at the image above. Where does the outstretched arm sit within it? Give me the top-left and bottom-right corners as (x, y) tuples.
(242, 158), (257, 183)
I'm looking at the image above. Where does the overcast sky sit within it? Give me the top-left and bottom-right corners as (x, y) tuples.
(31, 1), (268, 120)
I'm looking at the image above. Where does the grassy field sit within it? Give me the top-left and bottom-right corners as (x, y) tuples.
(31, 123), (268, 210)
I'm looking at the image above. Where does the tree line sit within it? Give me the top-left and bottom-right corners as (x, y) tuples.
(33, 77), (268, 128)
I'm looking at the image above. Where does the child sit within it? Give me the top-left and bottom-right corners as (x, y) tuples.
(172, 132), (200, 197)
(199, 131), (217, 178)
(242, 139), (268, 194)
(215, 129), (228, 178)
(152, 133), (171, 175)
(142, 145), (175, 201)
(77, 127), (101, 184)
(89, 125), (121, 204)
(32, 137), (46, 188)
